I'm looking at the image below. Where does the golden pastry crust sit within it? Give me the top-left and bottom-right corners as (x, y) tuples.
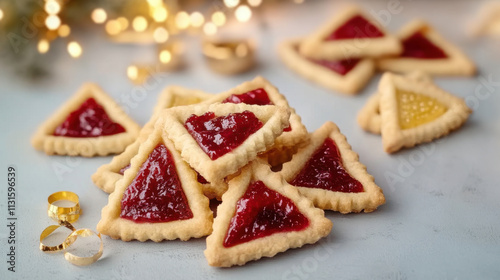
(357, 71), (433, 134)
(299, 5), (402, 60)
(279, 39), (375, 95)
(92, 86), (212, 193)
(153, 85), (213, 117)
(31, 83), (141, 157)
(204, 160), (333, 267)
(376, 20), (476, 76)
(379, 72), (472, 153)
(261, 145), (300, 170)
(281, 122), (385, 214)
(97, 118), (213, 242)
(202, 76), (309, 149)
(162, 103), (291, 183)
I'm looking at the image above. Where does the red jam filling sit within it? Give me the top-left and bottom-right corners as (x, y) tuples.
(184, 111), (263, 160)
(53, 97), (126, 137)
(401, 31), (447, 59)
(310, 58), (360, 76)
(326, 15), (384, 40)
(120, 144), (193, 223)
(222, 88), (273, 105)
(223, 180), (309, 247)
(118, 164), (130, 175)
(196, 171), (209, 184)
(290, 138), (364, 193)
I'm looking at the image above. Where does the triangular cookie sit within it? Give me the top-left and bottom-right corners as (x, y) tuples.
(281, 122), (385, 214)
(357, 71), (433, 134)
(376, 20), (476, 76)
(162, 103), (290, 183)
(97, 117), (213, 242)
(379, 72), (472, 153)
(202, 76), (309, 149)
(279, 39), (374, 95)
(204, 160), (332, 267)
(31, 83), (141, 157)
(92, 86), (213, 194)
(299, 5), (401, 60)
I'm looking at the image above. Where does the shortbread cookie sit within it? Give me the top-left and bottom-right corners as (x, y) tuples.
(261, 145), (300, 171)
(162, 103), (290, 183)
(92, 86), (212, 193)
(97, 118), (213, 242)
(204, 160), (332, 267)
(202, 76), (309, 149)
(152, 85), (213, 117)
(31, 83), (141, 157)
(281, 122), (385, 213)
(376, 20), (476, 76)
(279, 39), (375, 95)
(299, 5), (402, 60)
(379, 72), (472, 153)
(357, 71), (433, 134)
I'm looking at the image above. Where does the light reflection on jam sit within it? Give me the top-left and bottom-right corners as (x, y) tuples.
(290, 138), (364, 193)
(53, 98), (125, 137)
(120, 144), (193, 223)
(184, 111), (263, 160)
(223, 180), (309, 247)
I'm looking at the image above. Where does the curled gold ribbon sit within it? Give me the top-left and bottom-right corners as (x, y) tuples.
(47, 191), (81, 223)
(41, 191), (103, 266)
(39, 220), (76, 252)
(64, 229), (103, 266)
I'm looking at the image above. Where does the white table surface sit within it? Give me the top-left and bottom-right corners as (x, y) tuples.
(1, 0), (500, 279)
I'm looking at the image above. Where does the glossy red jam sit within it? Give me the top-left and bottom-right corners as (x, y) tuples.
(290, 138), (364, 193)
(223, 180), (309, 247)
(53, 98), (126, 137)
(223, 88), (293, 132)
(118, 164), (130, 175)
(310, 58), (360, 76)
(222, 88), (273, 105)
(120, 144), (193, 223)
(401, 31), (447, 59)
(326, 15), (384, 40)
(184, 111), (263, 160)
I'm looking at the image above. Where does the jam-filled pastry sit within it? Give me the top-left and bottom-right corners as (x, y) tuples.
(92, 86), (212, 194)
(97, 117), (213, 242)
(279, 39), (374, 95)
(357, 71), (433, 135)
(204, 160), (332, 267)
(299, 5), (401, 61)
(376, 20), (476, 76)
(202, 76), (309, 150)
(162, 103), (291, 183)
(31, 83), (140, 157)
(281, 122), (385, 214)
(378, 72), (472, 153)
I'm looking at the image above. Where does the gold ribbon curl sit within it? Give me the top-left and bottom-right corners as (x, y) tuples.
(40, 191), (103, 266)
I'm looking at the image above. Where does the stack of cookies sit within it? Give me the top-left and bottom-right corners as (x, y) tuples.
(357, 71), (472, 153)
(76, 77), (385, 267)
(279, 5), (476, 95)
